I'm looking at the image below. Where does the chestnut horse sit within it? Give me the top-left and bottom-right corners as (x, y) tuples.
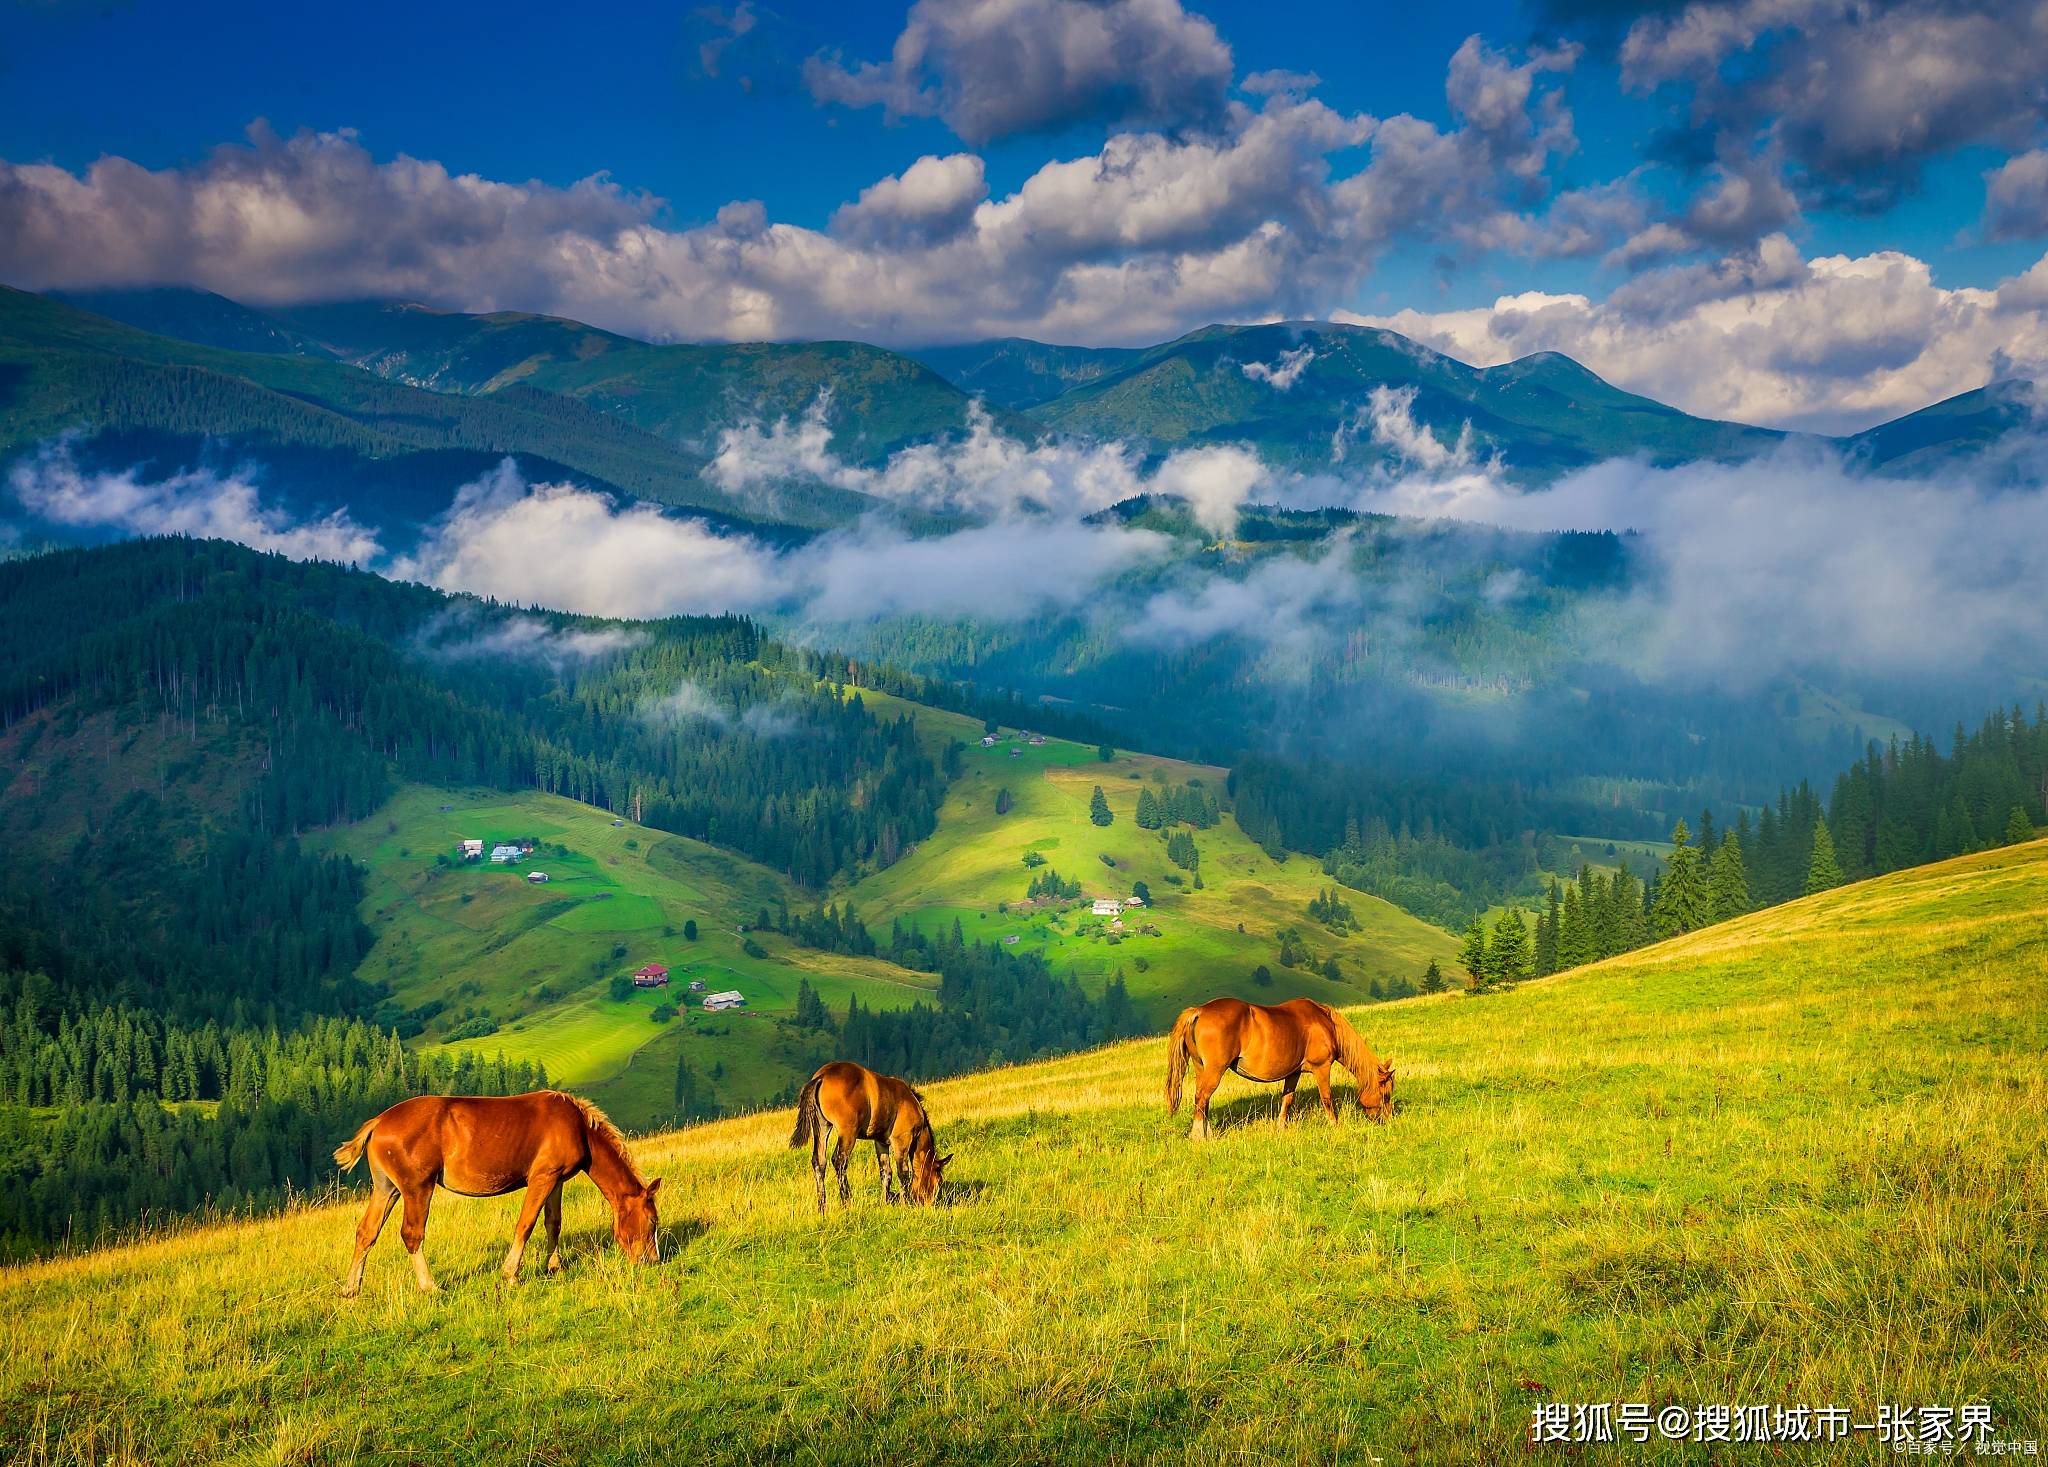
(790, 1060), (951, 1212)
(1166, 997), (1394, 1139)
(331, 1090), (661, 1296)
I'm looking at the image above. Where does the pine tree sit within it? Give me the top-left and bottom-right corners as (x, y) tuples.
(1707, 832), (1751, 923)
(1556, 883), (1590, 969)
(2004, 806), (2035, 845)
(1535, 879), (1561, 976)
(1491, 908), (1532, 984)
(1421, 958), (1446, 994)
(1805, 820), (1843, 894)
(1089, 786), (1113, 827)
(1652, 819), (1709, 937)
(1135, 787), (1161, 829)
(1457, 917), (1490, 990)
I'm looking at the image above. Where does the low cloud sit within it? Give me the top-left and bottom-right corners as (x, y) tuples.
(1240, 345), (1316, 390)
(1346, 431), (2048, 689)
(412, 607), (644, 666)
(6, 438), (381, 564)
(713, 397), (1271, 532)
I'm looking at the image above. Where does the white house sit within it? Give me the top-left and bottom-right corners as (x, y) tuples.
(702, 990), (746, 1011)
(1124, 895), (1146, 908)
(1091, 898), (1123, 916)
(980, 734), (998, 747)
(460, 839), (484, 860)
(489, 844), (522, 863)
(526, 871), (550, 884)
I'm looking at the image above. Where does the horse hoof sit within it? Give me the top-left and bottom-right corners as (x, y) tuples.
(545, 1260), (563, 1276)
(338, 1285), (359, 1300)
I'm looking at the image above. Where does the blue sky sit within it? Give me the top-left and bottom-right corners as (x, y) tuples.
(3, 0), (2048, 428)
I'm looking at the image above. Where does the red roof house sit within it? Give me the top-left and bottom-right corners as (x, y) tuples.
(631, 963), (670, 988)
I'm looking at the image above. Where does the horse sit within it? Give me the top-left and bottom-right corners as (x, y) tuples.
(1165, 997), (1394, 1139)
(789, 1060), (951, 1212)
(331, 1090), (662, 1297)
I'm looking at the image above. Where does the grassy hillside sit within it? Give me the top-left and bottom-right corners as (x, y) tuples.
(314, 701), (1458, 1127)
(3, 841), (2040, 1462)
(317, 786), (940, 1125)
(841, 692), (1459, 1017)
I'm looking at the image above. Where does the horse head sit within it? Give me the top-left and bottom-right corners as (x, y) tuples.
(613, 1176), (663, 1262)
(910, 1129), (952, 1205)
(1365, 1062), (1396, 1122)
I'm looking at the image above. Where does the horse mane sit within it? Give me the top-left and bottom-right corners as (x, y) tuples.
(1322, 1003), (1379, 1084)
(559, 1092), (645, 1187)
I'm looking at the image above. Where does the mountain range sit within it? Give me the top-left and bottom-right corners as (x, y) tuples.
(6, 286), (2027, 552)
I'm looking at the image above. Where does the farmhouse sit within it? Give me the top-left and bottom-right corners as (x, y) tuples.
(1091, 898), (1123, 916)
(1124, 895), (1146, 908)
(632, 963), (670, 989)
(460, 839), (484, 861)
(688, 978), (706, 992)
(489, 844), (523, 863)
(702, 990), (746, 1011)
(1027, 734), (1046, 746)
(980, 735), (998, 747)
(526, 871), (550, 884)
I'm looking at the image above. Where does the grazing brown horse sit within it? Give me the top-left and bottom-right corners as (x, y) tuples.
(1166, 997), (1394, 1139)
(331, 1090), (661, 1297)
(790, 1060), (951, 1212)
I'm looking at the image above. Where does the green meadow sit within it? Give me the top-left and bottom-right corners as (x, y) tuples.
(317, 785), (939, 1123)
(315, 709), (1458, 1127)
(2, 840), (2041, 1464)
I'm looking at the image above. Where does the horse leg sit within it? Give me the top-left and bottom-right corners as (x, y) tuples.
(340, 1167), (399, 1298)
(811, 1117), (832, 1215)
(400, 1182), (440, 1293)
(500, 1172), (557, 1284)
(1277, 1073), (1301, 1127)
(542, 1179), (565, 1274)
(1312, 1063), (1339, 1123)
(1190, 1067), (1223, 1141)
(875, 1139), (895, 1203)
(833, 1133), (854, 1209)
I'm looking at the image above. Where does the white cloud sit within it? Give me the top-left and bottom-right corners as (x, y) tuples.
(1983, 149), (2048, 242)
(802, 0), (1234, 143)
(1618, 0), (2048, 206)
(5, 437), (381, 563)
(1240, 344), (1316, 389)
(713, 396), (1273, 530)
(1345, 237), (2048, 433)
(0, 32), (1596, 351)
(412, 608), (644, 665)
(392, 460), (786, 618)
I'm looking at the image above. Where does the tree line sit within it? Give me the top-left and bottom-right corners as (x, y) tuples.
(0, 971), (545, 1258)
(1455, 704), (2044, 989)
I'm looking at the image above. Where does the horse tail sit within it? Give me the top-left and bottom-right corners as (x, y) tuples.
(789, 1073), (824, 1149)
(332, 1114), (378, 1172)
(1325, 1004), (1378, 1087)
(1165, 1007), (1201, 1116)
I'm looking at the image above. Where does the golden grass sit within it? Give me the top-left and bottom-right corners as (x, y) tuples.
(3, 843), (2045, 1464)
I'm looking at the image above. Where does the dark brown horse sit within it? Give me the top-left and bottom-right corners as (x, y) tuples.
(332, 1090), (661, 1296)
(790, 1060), (951, 1211)
(1166, 997), (1394, 1139)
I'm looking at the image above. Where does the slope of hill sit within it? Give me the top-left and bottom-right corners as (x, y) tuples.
(305, 702), (1457, 1129)
(1029, 321), (1784, 474)
(316, 784), (943, 1127)
(1845, 379), (2041, 472)
(839, 691), (1458, 1017)
(3, 840), (2039, 1462)
(908, 337), (1143, 410)
(52, 288), (1025, 475)
(0, 288), (876, 530)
